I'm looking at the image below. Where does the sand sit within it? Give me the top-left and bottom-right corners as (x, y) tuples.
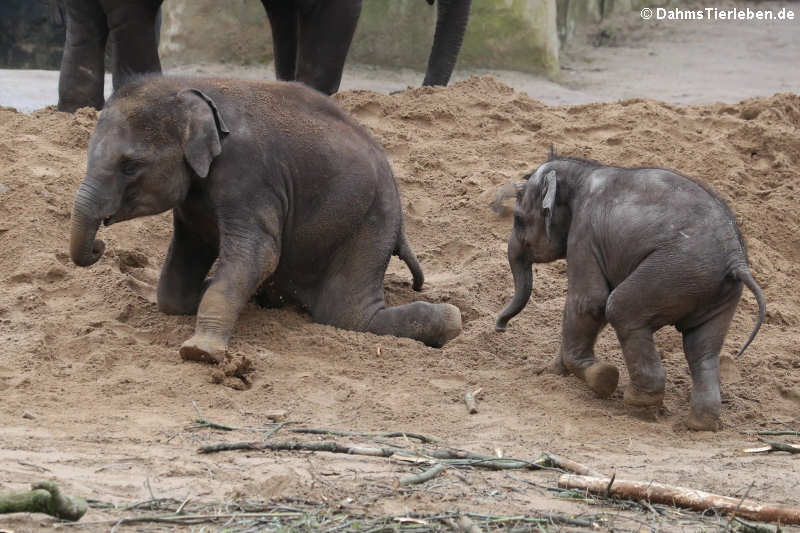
(0, 74), (798, 530)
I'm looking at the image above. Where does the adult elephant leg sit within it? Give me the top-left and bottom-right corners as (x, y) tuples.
(57, 0), (108, 112)
(103, 0), (163, 91)
(180, 231), (281, 364)
(261, 0), (298, 82)
(423, 0), (472, 86)
(680, 296), (740, 431)
(157, 213), (218, 316)
(295, 0), (362, 94)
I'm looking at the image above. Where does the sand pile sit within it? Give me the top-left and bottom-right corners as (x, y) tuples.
(0, 78), (798, 524)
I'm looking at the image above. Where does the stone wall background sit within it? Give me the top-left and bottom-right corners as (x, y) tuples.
(1, 0), (65, 69)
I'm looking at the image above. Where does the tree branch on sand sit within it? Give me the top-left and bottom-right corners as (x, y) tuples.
(558, 474), (800, 525)
(0, 482), (87, 521)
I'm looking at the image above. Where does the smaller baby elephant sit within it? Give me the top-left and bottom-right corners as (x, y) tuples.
(495, 154), (765, 431)
(69, 76), (462, 363)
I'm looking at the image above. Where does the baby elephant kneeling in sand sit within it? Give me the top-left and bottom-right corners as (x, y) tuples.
(69, 76), (462, 362)
(495, 154), (765, 431)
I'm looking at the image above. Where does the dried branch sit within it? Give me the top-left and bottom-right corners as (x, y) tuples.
(198, 440), (398, 456)
(288, 427), (438, 443)
(0, 482), (87, 521)
(542, 451), (605, 477)
(743, 439), (800, 454)
(399, 464), (447, 485)
(464, 391), (479, 414)
(558, 474), (800, 524)
(746, 430), (800, 437)
(189, 401), (291, 433)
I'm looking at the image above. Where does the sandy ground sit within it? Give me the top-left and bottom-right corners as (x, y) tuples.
(1, 5), (799, 533)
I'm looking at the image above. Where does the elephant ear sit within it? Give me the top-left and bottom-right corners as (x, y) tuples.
(541, 170), (557, 241)
(178, 88), (230, 178)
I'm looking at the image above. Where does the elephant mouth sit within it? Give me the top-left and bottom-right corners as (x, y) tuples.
(103, 216), (114, 226)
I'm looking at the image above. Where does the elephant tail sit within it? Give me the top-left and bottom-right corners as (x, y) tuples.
(395, 231), (424, 291)
(731, 267), (766, 358)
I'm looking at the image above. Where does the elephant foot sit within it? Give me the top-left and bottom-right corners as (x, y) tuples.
(623, 385), (664, 407)
(180, 334), (227, 364)
(429, 304), (462, 347)
(578, 362), (619, 399)
(687, 406), (721, 432)
(550, 355), (569, 376)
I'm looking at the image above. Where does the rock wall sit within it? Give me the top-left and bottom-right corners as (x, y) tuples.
(0, 0), (65, 69)
(158, 0), (560, 76)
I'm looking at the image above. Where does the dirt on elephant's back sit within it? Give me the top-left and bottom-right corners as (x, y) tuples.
(0, 78), (798, 530)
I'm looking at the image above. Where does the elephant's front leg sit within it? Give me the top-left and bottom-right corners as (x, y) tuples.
(179, 233), (280, 364)
(157, 215), (217, 316)
(558, 260), (618, 397)
(104, 0), (163, 91)
(57, 0), (108, 112)
(295, 0), (362, 94)
(559, 293), (618, 398)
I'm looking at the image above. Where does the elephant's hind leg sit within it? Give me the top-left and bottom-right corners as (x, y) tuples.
(604, 258), (677, 407)
(315, 293), (462, 348)
(367, 301), (462, 348)
(311, 229), (461, 348)
(680, 300), (739, 432)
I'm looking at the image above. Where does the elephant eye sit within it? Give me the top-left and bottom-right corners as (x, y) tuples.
(120, 159), (141, 176)
(513, 213), (525, 227)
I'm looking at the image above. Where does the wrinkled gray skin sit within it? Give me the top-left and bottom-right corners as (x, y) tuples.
(496, 155), (765, 431)
(69, 76), (462, 363)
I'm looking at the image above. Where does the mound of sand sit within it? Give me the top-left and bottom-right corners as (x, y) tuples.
(0, 78), (798, 525)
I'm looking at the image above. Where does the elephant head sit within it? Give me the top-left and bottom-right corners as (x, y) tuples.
(423, 0), (472, 86)
(69, 84), (228, 267)
(495, 167), (570, 331)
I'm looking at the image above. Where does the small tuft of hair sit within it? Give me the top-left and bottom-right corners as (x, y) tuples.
(548, 144), (557, 161)
(546, 153), (605, 168)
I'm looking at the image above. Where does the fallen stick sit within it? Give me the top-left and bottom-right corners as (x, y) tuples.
(198, 440), (397, 456)
(464, 389), (480, 414)
(288, 428), (438, 443)
(189, 402), (290, 433)
(399, 464), (447, 485)
(542, 452), (605, 477)
(199, 440), (556, 473)
(747, 430), (800, 437)
(0, 482), (87, 521)
(558, 474), (800, 525)
(743, 440), (800, 454)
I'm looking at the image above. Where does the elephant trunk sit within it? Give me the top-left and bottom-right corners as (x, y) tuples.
(423, 0), (472, 86)
(495, 238), (533, 332)
(69, 182), (106, 267)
